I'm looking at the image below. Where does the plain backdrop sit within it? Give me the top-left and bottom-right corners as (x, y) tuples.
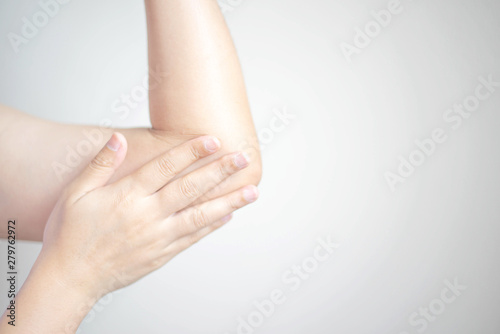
(1, 0), (500, 333)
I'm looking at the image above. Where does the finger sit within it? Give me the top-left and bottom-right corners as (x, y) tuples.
(161, 214), (234, 263)
(157, 151), (251, 213)
(122, 135), (221, 195)
(69, 132), (127, 196)
(166, 185), (258, 240)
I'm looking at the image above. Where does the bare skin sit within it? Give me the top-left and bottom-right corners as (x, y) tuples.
(0, 0), (261, 241)
(0, 134), (259, 333)
(0, 1), (262, 331)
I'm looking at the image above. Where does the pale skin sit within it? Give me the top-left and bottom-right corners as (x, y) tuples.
(0, 0), (261, 241)
(0, 0), (261, 331)
(0, 133), (259, 333)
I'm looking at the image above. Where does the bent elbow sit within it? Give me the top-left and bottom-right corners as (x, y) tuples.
(241, 142), (262, 187)
(246, 161), (262, 187)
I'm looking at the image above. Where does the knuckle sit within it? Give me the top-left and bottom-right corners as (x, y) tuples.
(88, 155), (114, 174)
(207, 157), (232, 188)
(156, 155), (177, 179)
(186, 142), (201, 161)
(179, 177), (200, 199)
(191, 207), (209, 229)
(218, 157), (233, 179)
(227, 195), (241, 211)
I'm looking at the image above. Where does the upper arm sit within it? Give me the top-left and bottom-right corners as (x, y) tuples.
(145, 0), (262, 186)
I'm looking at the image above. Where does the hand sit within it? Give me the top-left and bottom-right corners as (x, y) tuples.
(39, 132), (259, 301)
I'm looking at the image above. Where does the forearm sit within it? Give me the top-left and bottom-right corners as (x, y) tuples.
(1, 1), (262, 241)
(0, 105), (240, 241)
(144, 0), (261, 165)
(0, 116), (259, 332)
(0, 252), (96, 333)
(0, 106), (180, 241)
(0, 106), (112, 240)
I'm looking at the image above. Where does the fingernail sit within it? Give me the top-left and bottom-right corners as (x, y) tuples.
(106, 134), (121, 152)
(243, 186), (259, 203)
(204, 137), (221, 152)
(234, 152), (250, 169)
(221, 214), (233, 223)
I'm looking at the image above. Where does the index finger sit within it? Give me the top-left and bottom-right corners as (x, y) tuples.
(120, 135), (221, 195)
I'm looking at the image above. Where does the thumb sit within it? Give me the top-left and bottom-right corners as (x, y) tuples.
(70, 132), (128, 195)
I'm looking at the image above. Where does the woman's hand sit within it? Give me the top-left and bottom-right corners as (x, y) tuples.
(43, 132), (258, 297)
(0, 132), (258, 333)
(0, 109), (261, 241)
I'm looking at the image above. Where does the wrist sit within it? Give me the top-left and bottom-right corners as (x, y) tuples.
(0, 251), (100, 333)
(35, 247), (102, 305)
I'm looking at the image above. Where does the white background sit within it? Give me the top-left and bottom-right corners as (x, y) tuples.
(1, 0), (500, 333)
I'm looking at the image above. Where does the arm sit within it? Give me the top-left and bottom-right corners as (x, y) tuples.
(1, 134), (258, 333)
(0, 106), (163, 240)
(0, 0), (261, 241)
(145, 0), (262, 185)
(0, 106), (217, 240)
